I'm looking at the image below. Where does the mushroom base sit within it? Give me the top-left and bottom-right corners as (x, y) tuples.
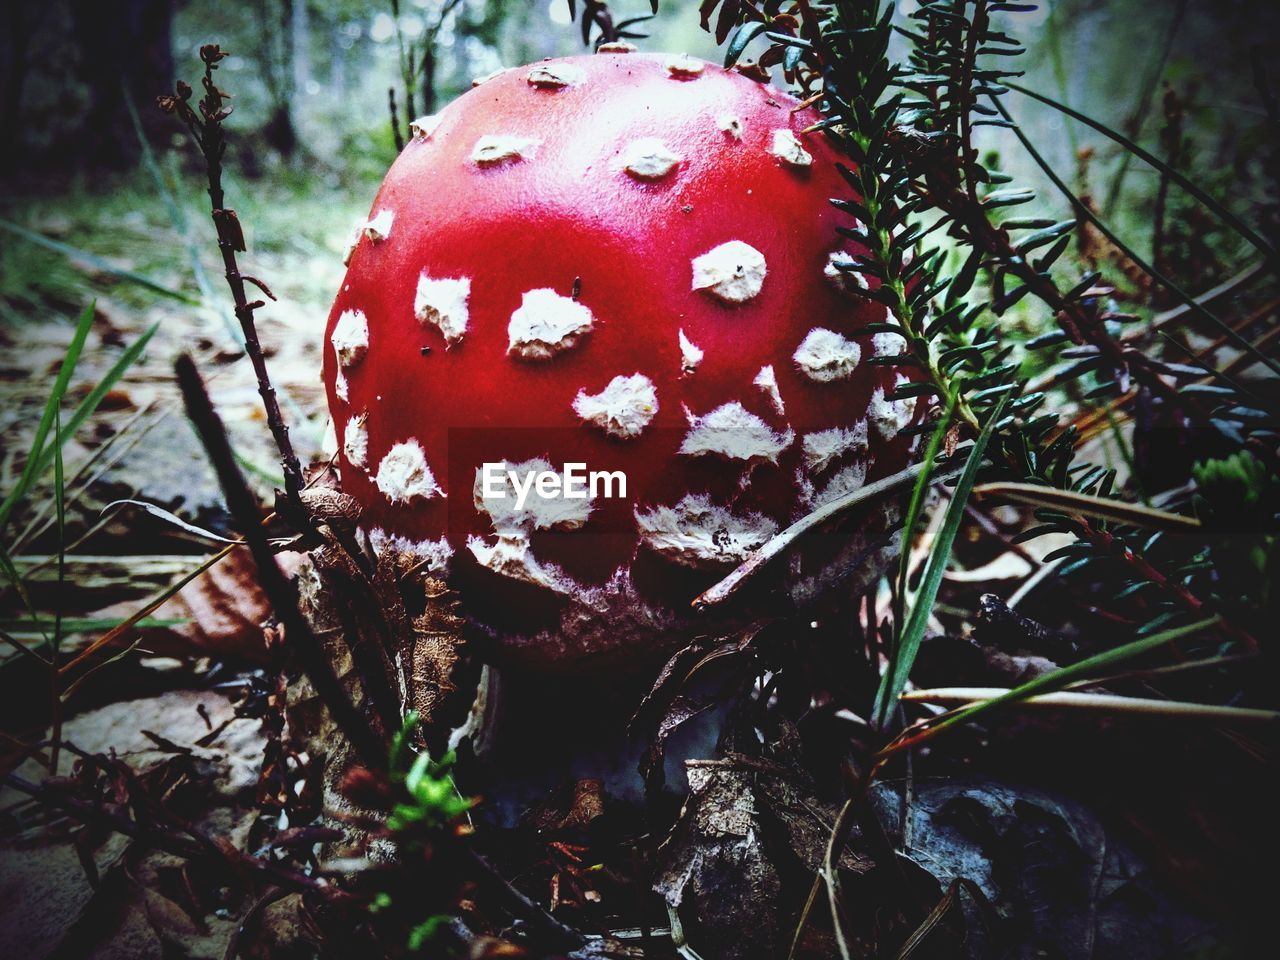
(391, 494), (904, 679)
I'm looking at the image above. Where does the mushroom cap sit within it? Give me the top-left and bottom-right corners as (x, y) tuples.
(324, 52), (922, 671)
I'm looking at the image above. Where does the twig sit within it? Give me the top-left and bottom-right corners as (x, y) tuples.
(900, 687), (1279, 723)
(694, 457), (968, 611)
(175, 354), (385, 770)
(466, 849), (585, 951)
(158, 45), (306, 517)
(4, 772), (345, 899)
(387, 86), (404, 153)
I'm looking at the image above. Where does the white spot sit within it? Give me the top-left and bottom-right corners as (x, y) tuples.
(596, 41), (637, 53)
(635, 494), (778, 568)
(753, 364), (785, 415)
(573, 373), (659, 439)
(691, 240), (767, 304)
(800, 461), (870, 511)
(410, 114), (442, 140)
(869, 375), (918, 441)
(801, 422), (868, 475)
(363, 208), (394, 242)
(679, 329), (704, 375)
(471, 68), (508, 86)
(469, 458), (591, 594)
(680, 401), (793, 464)
(320, 417), (338, 456)
(621, 137), (683, 179)
(824, 251), (870, 295)
(872, 330), (905, 358)
(471, 134), (541, 166)
(343, 411), (369, 469)
(507, 288), (594, 360)
(466, 534), (576, 594)
(376, 440), (444, 503)
(331, 309), (369, 369)
(335, 369), (349, 403)
(473, 458), (592, 533)
(717, 114), (744, 140)
(793, 327), (860, 382)
(414, 273), (471, 345)
(341, 222), (363, 265)
(771, 129), (813, 168)
(527, 62), (586, 88)
(665, 54), (705, 78)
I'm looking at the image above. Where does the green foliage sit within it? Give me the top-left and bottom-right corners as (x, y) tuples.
(387, 717), (472, 837)
(373, 712), (474, 954)
(1193, 450), (1277, 515)
(692, 0), (1276, 727)
(874, 395), (1007, 729)
(568, 1), (661, 48)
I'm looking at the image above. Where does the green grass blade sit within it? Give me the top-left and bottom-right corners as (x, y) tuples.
(0, 544), (50, 646)
(60, 544), (236, 675)
(0, 218), (199, 305)
(0, 617), (187, 635)
(873, 397), (1007, 730)
(1007, 81), (1276, 263)
(989, 94), (1280, 385)
(53, 408), (66, 658)
(891, 616), (1219, 750)
(0, 302), (95, 535)
(0, 628), (49, 666)
(31, 321), (159, 481)
(895, 385), (960, 631)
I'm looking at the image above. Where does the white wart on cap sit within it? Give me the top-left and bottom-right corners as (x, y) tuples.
(573, 373), (659, 439)
(507, 288), (595, 360)
(691, 240), (767, 304)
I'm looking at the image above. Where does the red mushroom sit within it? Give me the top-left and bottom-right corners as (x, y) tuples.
(324, 51), (922, 673)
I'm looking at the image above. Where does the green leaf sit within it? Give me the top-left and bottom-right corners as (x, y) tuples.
(724, 20), (769, 68)
(34, 322), (159, 482)
(0, 219), (198, 304)
(873, 396), (1007, 730)
(895, 385), (960, 638)
(0, 302), (96, 536)
(1015, 220), (1075, 255)
(886, 617), (1222, 752)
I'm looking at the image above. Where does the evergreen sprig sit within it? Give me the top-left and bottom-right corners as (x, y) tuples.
(697, 0), (1275, 706)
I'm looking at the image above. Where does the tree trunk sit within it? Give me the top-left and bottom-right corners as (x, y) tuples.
(292, 0), (311, 96)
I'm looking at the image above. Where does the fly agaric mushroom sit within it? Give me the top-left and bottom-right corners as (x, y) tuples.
(324, 52), (922, 673)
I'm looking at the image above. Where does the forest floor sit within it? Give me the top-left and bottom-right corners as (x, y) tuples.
(0, 162), (381, 957)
